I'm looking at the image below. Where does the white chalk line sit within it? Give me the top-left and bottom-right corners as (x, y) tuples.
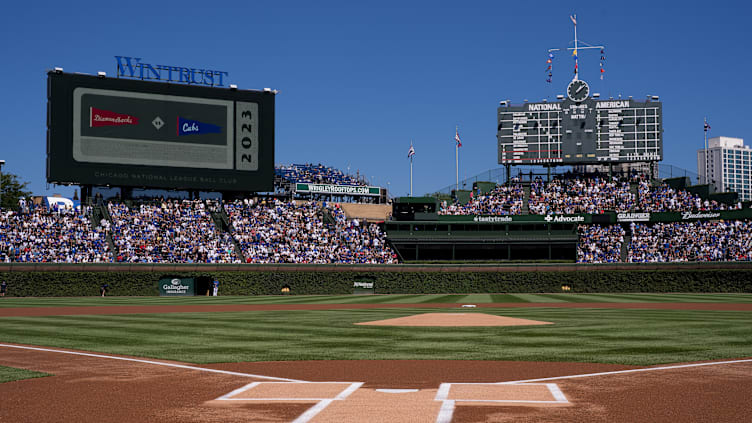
(214, 381), (364, 423)
(291, 383), (364, 423)
(499, 358), (752, 384)
(433, 382), (568, 423)
(0, 343), (304, 382)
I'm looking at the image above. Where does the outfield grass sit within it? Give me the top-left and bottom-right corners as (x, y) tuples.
(1, 292), (752, 308)
(0, 365), (49, 384)
(1, 307), (751, 366)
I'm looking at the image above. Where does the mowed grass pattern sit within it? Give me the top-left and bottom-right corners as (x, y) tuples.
(1, 307), (751, 366)
(0, 365), (49, 383)
(1, 293), (752, 308)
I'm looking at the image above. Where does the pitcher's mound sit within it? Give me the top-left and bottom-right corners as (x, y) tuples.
(355, 313), (553, 327)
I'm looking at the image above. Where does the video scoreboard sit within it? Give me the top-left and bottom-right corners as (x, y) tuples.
(47, 71), (274, 192)
(497, 79), (662, 165)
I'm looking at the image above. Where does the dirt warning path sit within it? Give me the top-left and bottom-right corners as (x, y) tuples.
(1, 343), (751, 422)
(1, 301), (751, 317)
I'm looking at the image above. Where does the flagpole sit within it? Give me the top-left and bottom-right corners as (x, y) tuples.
(704, 117), (708, 185)
(455, 125), (459, 191)
(572, 15), (578, 81)
(410, 140), (414, 197)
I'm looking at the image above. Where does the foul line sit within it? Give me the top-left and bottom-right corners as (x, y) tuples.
(0, 343), (304, 382)
(500, 358), (752, 384)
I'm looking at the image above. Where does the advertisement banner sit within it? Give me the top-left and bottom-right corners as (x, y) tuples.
(159, 277), (195, 296)
(295, 183), (380, 196)
(616, 212), (651, 223)
(438, 214), (592, 224)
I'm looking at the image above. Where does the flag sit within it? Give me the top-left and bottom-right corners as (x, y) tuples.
(546, 58), (552, 64)
(572, 49), (577, 57)
(455, 130), (462, 148)
(570, 15), (577, 25)
(407, 144), (415, 158)
(704, 120), (711, 132)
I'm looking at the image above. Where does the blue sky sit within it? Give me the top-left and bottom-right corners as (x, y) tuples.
(0, 0), (749, 198)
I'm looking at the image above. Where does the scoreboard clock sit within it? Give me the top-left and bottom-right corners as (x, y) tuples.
(497, 79), (662, 165)
(567, 80), (589, 102)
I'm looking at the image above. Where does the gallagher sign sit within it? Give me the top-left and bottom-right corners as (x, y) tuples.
(115, 56), (229, 87)
(159, 277), (195, 296)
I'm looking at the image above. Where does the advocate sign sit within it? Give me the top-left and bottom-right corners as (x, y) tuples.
(295, 183), (380, 196)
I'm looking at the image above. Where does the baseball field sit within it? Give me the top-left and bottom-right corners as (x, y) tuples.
(1, 293), (751, 422)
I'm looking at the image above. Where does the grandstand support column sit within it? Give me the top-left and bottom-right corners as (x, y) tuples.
(650, 161), (656, 181)
(505, 164), (511, 184)
(81, 185), (92, 205)
(620, 223), (631, 262)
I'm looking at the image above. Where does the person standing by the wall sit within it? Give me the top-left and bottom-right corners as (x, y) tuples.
(1, 281), (6, 297)
(100, 283), (108, 297)
(212, 279), (219, 296)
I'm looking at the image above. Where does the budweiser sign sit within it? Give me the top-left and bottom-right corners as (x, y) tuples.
(90, 107), (139, 127)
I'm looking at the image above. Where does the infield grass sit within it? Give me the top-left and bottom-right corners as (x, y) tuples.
(0, 365), (49, 384)
(1, 306), (751, 366)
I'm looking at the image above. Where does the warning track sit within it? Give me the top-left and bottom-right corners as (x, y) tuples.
(1, 301), (751, 317)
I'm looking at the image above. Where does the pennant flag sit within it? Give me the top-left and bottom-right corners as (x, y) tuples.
(90, 107), (138, 127)
(548, 52), (554, 59)
(407, 144), (415, 158)
(704, 121), (711, 132)
(570, 15), (577, 25)
(455, 129), (462, 148)
(177, 117), (222, 136)
(546, 58), (552, 64)
(572, 49), (578, 57)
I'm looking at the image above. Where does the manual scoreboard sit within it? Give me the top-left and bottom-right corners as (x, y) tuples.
(497, 79), (662, 165)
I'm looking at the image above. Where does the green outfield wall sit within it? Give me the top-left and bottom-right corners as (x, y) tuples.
(1, 263), (751, 296)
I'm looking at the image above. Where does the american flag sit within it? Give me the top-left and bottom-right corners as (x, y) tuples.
(407, 144), (415, 158)
(455, 130), (462, 148)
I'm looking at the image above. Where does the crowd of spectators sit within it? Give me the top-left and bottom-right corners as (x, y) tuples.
(577, 224), (625, 263)
(439, 176), (742, 217)
(108, 199), (238, 263)
(528, 177), (634, 215)
(636, 182), (737, 212)
(439, 183), (524, 215)
(628, 220), (752, 262)
(0, 204), (111, 263)
(276, 163), (365, 186)
(226, 198), (396, 264)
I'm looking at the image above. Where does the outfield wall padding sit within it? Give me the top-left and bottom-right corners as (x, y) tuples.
(1, 263), (752, 296)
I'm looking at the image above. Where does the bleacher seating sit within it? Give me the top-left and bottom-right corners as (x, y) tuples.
(275, 163), (365, 186)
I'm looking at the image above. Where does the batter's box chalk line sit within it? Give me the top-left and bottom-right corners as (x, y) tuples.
(215, 380), (568, 423)
(214, 381), (364, 423)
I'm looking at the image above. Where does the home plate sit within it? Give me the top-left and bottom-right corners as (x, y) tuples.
(355, 313), (553, 327)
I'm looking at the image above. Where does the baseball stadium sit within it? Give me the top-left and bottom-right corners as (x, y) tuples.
(2, 11), (752, 423)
